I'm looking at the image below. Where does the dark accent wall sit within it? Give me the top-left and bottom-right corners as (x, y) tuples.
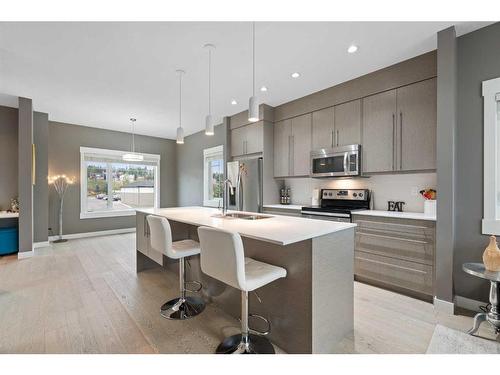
(436, 27), (457, 304)
(0, 106), (18, 211)
(176, 122), (228, 206)
(455, 22), (500, 302)
(48, 121), (177, 235)
(33, 111), (49, 242)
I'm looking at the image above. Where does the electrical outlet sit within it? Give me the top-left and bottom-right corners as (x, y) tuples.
(411, 187), (419, 196)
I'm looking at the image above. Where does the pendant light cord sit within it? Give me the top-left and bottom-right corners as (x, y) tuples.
(208, 47), (212, 116)
(132, 120), (135, 152)
(252, 21), (255, 96)
(179, 72), (182, 128)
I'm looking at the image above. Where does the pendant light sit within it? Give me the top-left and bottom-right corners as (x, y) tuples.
(123, 118), (144, 161)
(204, 43), (215, 135)
(176, 69), (185, 144)
(248, 22), (259, 123)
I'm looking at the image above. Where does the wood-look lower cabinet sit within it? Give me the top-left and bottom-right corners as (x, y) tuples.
(273, 114), (311, 177)
(352, 214), (435, 299)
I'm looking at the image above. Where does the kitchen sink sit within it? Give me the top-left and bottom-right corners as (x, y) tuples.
(211, 213), (271, 220)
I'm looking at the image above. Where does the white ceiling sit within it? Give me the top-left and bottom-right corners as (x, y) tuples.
(0, 22), (491, 139)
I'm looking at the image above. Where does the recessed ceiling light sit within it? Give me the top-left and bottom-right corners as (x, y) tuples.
(291, 72), (300, 78)
(260, 86), (268, 92)
(231, 99), (237, 105)
(347, 44), (358, 54)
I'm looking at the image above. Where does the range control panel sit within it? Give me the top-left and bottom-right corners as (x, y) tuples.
(321, 189), (369, 201)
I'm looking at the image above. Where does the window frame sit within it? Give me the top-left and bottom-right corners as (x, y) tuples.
(482, 77), (500, 234)
(80, 146), (161, 219)
(203, 145), (224, 208)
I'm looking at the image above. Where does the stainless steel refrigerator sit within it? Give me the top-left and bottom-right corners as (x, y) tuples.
(226, 157), (263, 213)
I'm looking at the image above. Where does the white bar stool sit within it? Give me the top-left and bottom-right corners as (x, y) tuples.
(197, 226), (287, 354)
(147, 215), (205, 320)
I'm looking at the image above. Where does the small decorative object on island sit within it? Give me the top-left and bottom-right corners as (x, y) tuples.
(10, 197), (19, 213)
(483, 235), (500, 271)
(49, 174), (75, 243)
(420, 188), (437, 216)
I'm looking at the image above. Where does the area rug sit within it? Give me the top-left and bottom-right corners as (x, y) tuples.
(426, 324), (500, 354)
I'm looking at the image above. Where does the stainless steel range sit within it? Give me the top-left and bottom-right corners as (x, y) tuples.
(301, 188), (370, 222)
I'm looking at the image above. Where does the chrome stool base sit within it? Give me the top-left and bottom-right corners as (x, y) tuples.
(216, 334), (275, 354)
(160, 296), (205, 320)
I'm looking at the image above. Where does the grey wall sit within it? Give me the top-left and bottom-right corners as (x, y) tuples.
(0, 105), (18, 211)
(176, 122), (228, 206)
(48, 121), (177, 235)
(33, 111), (49, 243)
(18, 97), (33, 252)
(454, 22), (500, 302)
(436, 27), (457, 304)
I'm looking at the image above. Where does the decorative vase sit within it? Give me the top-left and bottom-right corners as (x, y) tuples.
(483, 235), (500, 271)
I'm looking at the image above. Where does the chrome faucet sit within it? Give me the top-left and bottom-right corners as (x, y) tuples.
(221, 178), (234, 216)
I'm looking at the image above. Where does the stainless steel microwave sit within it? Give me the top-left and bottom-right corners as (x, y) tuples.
(310, 144), (361, 178)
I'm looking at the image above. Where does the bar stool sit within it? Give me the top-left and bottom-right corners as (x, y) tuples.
(147, 215), (205, 320)
(197, 226), (287, 354)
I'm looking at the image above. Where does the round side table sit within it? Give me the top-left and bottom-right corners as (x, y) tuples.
(462, 262), (500, 335)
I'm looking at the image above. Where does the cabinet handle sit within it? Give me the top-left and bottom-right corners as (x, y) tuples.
(288, 135), (291, 176)
(336, 130), (339, 147)
(392, 114), (395, 170)
(357, 231), (429, 244)
(291, 135), (295, 175)
(399, 112), (403, 170)
(331, 130), (334, 148)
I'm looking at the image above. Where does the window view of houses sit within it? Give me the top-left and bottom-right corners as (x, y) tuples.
(86, 161), (156, 212)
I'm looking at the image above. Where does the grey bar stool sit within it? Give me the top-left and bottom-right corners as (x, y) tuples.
(197, 226), (287, 354)
(147, 215), (205, 320)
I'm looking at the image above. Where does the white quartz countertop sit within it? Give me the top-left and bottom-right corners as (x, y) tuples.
(0, 212), (19, 219)
(263, 204), (303, 211)
(137, 206), (356, 246)
(352, 209), (436, 221)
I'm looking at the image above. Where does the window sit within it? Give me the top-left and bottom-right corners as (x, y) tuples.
(80, 147), (160, 219)
(203, 145), (224, 207)
(482, 77), (500, 234)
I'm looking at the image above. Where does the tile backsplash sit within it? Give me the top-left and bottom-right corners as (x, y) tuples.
(281, 172), (437, 213)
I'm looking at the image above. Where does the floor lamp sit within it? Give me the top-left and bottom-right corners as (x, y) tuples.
(49, 175), (74, 243)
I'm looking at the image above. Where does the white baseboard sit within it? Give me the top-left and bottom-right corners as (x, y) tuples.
(455, 295), (487, 313)
(433, 296), (455, 315)
(48, 227), (136, 242)
(33, 241), (51, 249)
(17, 250), (34, 259)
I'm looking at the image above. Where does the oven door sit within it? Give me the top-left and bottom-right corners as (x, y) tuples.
(310, 146), (360, 178)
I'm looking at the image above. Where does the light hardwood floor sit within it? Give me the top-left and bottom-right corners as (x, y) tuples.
(0, 233), (495, 354)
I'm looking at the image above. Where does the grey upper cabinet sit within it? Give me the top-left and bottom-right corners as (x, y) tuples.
(230, 122), (264, 157)
(273, 114), (311, 177)
(362, 90), (397, 173)
(312, 107), (334, 150)
(362, 78), (437, 173)
(273, 119), (291, 177)
(245, 121), (264, 155)
(231, 126), (246, 157)
(334, 99), (361, 147)
(396, 78), (437, 171)
(291, 113), (312, 176)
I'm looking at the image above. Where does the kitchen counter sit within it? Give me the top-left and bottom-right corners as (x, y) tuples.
(137, 206), (355, 246)
(135, 206), (355, 353)
(262, 204), (303, 211)
(0, 212), (19, 219)
(353, 209), (436, 221)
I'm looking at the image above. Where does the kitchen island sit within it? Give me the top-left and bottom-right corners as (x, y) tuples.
(136, 206), (356, 354)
